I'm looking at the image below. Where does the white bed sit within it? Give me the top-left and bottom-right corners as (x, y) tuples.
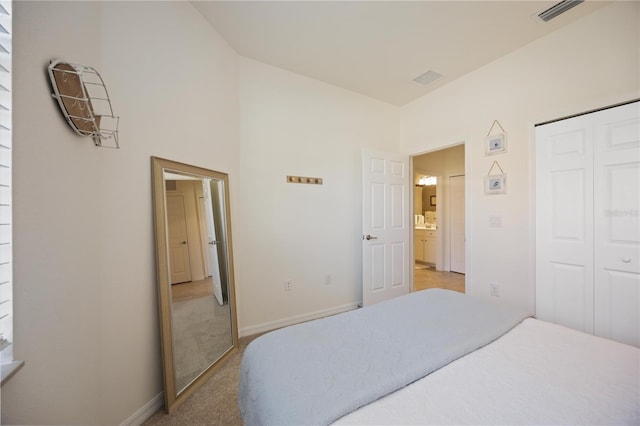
(336, 317), (639, 425)
(238, 290), (639, 425)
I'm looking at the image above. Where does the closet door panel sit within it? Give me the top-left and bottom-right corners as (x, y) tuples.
(595, 270), (639, 347)
(597, 163), (639, 274)
(594, 102), (640, 346)
(549, 262), (590, 332)
(535, 115), (594, 333)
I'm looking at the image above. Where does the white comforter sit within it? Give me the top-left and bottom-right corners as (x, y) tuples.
(239, 289), (528, 425)
(335, 318), (639, 425)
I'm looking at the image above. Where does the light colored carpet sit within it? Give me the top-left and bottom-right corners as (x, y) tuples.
(172, 296), (233, 392)
(144, 332), (262, 426)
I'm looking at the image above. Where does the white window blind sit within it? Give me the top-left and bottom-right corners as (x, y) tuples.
(0, 0), (13, 375)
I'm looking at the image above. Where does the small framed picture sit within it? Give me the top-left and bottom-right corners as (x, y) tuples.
(430, 195), (436, 206)
(485, 174), (507, 195)
(485, 133), (507, 155)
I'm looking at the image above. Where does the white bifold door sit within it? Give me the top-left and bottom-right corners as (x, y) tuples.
(536, 101), (639, 347)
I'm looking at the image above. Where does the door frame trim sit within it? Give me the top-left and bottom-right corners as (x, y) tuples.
(448, 173), (466, 274)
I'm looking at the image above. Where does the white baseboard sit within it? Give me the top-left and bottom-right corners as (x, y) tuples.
(239, 302), (360, 337)
(120, 392), (164, 426)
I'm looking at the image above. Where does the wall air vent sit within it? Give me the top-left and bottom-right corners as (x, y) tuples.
(537, 0), (584, 22)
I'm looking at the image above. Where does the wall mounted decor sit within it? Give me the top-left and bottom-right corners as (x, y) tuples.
(485, 120), (507, 155)
(485, 160), (507, 195)
(47, 59), (119, 148)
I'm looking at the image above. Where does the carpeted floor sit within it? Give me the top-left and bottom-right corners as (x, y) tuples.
(143, 332), (262, 426)
(172, 296), (233, 392)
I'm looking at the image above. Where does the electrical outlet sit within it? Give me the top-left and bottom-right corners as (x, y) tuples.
(490, 283), (500, 297)
(324, 274), (332, 285)
(284, 280), (293, 291)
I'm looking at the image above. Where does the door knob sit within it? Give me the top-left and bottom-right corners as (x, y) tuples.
(365, 235), (378, 240)
(180, 241), (187, 245)
(622, 257), (631, 263)
(209, 240), (218, 245)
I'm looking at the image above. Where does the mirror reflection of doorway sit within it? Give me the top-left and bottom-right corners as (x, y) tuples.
(412, 144), (466, 294)
(165, 178), (227, 305)
(163, 175), (232, 393)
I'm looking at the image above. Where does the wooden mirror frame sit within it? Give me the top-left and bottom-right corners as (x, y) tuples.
(151, 156), (239, 413)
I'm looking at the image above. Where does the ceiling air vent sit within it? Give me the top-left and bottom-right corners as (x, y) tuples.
(412, 70), (443, 86)
(537, 0), (584, 22)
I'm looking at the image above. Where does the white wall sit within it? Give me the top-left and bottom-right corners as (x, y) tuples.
(234, 58), (399, 335)
(400, 1), (640, 312)
(413, 145), (465, 178)
(3, 2), (239, 424)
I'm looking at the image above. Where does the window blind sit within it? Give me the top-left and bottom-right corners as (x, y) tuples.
(0, 0), (13, 371)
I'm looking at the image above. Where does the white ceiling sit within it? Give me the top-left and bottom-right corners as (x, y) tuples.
(192, 1), (609, 106)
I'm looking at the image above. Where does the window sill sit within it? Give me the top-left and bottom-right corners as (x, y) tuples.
(1, 359), (24, 386)
(1, 342), (24, 386)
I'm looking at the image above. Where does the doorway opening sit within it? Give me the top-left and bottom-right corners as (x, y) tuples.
(412, 143), (466, 293)
(165, 175), (229, 306)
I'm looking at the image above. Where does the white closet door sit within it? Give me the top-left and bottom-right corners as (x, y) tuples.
(535, 115), (595, 334)
(593, 102), (640, 347)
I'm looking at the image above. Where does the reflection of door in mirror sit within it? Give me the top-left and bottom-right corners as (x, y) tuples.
(166, 192), (192, 284)
(198, 179), (224, 305)
(167, 180), (207, 284)
(210, 180), (230, 304)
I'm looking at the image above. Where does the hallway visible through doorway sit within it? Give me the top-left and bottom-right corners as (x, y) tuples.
(412, 144), (465, 274)
(414, 263), (465, 293)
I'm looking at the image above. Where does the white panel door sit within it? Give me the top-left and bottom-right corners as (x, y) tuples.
(593, 102), (640, 347)
(201, 179), (224, 306)
(362, 150), (410, 306)
(449, 175), (465, 274)
(536, 115), (595, 334)
(167, 194), (193, 285)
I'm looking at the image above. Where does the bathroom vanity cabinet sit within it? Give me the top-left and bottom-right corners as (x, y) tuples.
(414, 228), (436, 265)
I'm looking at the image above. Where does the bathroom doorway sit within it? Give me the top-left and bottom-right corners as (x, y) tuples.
(412, 144), (466, 292)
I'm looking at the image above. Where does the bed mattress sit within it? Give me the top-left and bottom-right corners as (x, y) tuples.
(335, 317), (640, 425)
(238, 289), (529, 425)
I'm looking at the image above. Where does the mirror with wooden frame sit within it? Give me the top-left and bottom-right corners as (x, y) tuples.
(151, 157), (238, 412)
